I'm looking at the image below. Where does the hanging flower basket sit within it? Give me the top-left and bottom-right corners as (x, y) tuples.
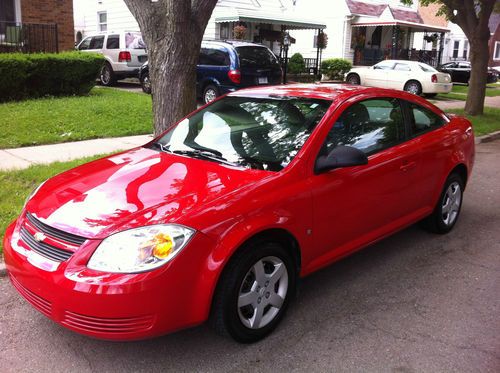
(424, 33), (439, 43)
(317, 32), (328, 49)
(233, 25), (247, 40)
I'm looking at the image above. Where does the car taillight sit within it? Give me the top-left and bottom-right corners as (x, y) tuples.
(228, 69), (241, 84)
(118, 51), (132, 62)
(431, 74), (438, 83)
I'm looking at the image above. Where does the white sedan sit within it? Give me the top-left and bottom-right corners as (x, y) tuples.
(345, 60), (452, 97)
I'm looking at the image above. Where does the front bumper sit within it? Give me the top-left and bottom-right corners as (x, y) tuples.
(3, 218), (215, 340)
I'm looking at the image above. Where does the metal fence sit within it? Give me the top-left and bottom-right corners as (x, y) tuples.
(280, 57), (319, 74)
(0, 22), (58, 53)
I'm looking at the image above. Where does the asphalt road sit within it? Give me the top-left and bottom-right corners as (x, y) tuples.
(1, 140), (499, 373)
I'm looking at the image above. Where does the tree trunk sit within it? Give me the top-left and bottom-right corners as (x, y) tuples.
(123, 0), (218, 135)
(465, 38), (490, 115)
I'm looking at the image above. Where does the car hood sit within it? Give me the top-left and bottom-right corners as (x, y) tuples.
(26, 147), (272, 239)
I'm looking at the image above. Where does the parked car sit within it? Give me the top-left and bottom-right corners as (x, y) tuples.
(345, 60), (452, 97)
(139, 40), (282, 103)
(76, 31), (148, 86)
(4, 84), (474, 343)
(438, 61), (499, 84)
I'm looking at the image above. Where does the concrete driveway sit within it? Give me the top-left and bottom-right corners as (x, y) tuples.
(1, 140), (499, 373)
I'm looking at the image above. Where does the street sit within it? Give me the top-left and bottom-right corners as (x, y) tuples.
(1, 139), (499, 373)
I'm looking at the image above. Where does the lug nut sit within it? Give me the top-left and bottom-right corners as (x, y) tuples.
(257, 297), (262, 303)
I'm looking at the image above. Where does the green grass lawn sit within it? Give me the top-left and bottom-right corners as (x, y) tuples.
(0, 154), (108, 255)
(446, 107), (500, 136)
(0, 87), (152, 149)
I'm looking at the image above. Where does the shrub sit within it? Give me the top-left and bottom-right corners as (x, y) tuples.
(0, 52), (104, 102)
(288, 53), (306, 74)
(321, 58), (352, 81)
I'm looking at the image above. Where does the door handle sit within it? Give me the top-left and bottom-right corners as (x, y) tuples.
(400, 161), (417, 172)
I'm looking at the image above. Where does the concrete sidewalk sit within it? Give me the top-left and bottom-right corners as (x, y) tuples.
(432, 95), (500, 110)
(0, 134), (152, 171)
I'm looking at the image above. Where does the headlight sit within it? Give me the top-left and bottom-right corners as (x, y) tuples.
(87, 224), (195, 273)
(24, 180), (46, 208)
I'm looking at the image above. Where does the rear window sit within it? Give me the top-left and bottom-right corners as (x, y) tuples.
(125, 32), (146, 49)
(418, 63), (437, 72)
(236, 46), (280, 68)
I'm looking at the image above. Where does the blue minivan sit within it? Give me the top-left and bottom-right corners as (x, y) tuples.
(139, 40), (283, 103)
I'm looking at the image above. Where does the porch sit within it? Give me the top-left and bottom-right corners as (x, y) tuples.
(350, 21), (449, 67)
(0, 21), (59, 53)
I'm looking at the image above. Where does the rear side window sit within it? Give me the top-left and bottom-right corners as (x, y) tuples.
(89, 35), (104, 49)
(199, 48), (230, 66)
(394, 63), (410, 71)
(106, 34), (120, 49)
(408, 103), (445, 136)
(324, 98), (405, 155)
(373, 61), (395, 70)
(236, 46), (279, 68)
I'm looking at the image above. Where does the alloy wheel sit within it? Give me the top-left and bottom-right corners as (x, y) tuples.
(237, 256), (289, 330)
(441, 181), (462, 226)
(204, 88), (217, 104)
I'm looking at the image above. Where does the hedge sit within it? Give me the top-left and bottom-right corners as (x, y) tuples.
(0, 52), (104, 102)
(321, 58), (352, 81)
(289, 53), (306, 74)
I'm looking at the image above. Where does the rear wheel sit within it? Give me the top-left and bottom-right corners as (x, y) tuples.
(210, 241), (297, 343)
(346, 73), (360, 85)
(203, 84), (219, 104)
(404, 80), (422, 95)
(100, 63), (116, 86)
(422, 173), (464, 234)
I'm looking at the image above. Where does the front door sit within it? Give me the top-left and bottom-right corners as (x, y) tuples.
(306, 97), (421, 272)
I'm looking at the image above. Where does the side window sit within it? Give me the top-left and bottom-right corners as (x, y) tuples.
(394, 63), (410, 71)
(89, 35), (104, 50)
(324, 98), (405, 155)
(408, 103), (445, 136)
(78, 37), (91, 50)
(106, 34), (120, 49)
(199, 48), (229, 66)
(373, 61), (395, 70)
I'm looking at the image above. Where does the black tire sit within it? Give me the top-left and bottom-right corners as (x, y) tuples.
(346, 73), (360, 85)
(210, 240), (297, 343)
(424, 93), (437, 98)
(404, 80), (422, 95)
(100, 63), (116, 86)
(203, 84), (219, 104)
(422, 173), (464, 234)
(140, 73), (151, 94)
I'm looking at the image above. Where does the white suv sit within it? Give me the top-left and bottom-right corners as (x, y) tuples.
(76, 31), (147, 86)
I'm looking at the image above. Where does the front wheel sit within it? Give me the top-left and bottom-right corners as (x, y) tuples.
(141, 73), (151, 94)
(422, 173), (464, 234)
(210, 241), (297, 343)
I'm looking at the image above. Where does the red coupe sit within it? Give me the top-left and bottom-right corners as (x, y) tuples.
(4, 84), (475, 343)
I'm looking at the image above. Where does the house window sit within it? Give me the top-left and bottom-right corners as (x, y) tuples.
(0, 0), (16, 22)
(494, 42), (500, 61)
(452, 40), (459, 59)
(98, 11), (107, 32)
(463, 40), (468, 59)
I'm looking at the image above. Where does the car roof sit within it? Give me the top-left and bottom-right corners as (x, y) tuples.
(202, 40), (269, 49)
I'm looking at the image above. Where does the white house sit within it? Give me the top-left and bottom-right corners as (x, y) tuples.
(72, 0), (451, 68)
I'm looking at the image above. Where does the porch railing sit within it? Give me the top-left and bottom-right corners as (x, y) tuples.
(354, 48), (439, 67)
(280, 57), (319, 74)
(0, 22), (58, 53)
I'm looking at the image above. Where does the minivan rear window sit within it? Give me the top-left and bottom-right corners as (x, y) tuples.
(236, 46), (280, 68)
(125, 32), (146, 49)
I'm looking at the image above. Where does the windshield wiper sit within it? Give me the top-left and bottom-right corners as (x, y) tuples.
(172, 149), (239, 167)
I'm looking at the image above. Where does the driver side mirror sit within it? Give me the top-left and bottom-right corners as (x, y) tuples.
(315, 145), (368, 174)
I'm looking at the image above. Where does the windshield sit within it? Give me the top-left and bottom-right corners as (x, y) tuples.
(153, 96), (331, 171)
(236, 46), (280, 68)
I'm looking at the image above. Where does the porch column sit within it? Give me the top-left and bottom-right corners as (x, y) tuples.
(316, 29), (322, 75)
(391, 25), (399, 59)
(437, 32), (445, 67)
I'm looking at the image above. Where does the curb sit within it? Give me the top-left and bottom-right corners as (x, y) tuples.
(475, 130), (500, 144)
(0, 260), (6, 278)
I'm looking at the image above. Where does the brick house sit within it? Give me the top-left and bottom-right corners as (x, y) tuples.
(0, 0), (74, 52)
(488, 13), (500, 69)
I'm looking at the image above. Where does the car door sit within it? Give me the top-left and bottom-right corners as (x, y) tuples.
(87, 35), (105, 55)
(197, 46), (230, 90)
(364, 61), (394, 88)
(77, 36), (91, 52)
(457, 62), (471, 83)
(386, 62), (412, 90)
(308, 97), (422, 268)
(105, 34), (120, 66)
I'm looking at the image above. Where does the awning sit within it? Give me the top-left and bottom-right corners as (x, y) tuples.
(214, 8), (326, 30)
(351, 20), (449, 33)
